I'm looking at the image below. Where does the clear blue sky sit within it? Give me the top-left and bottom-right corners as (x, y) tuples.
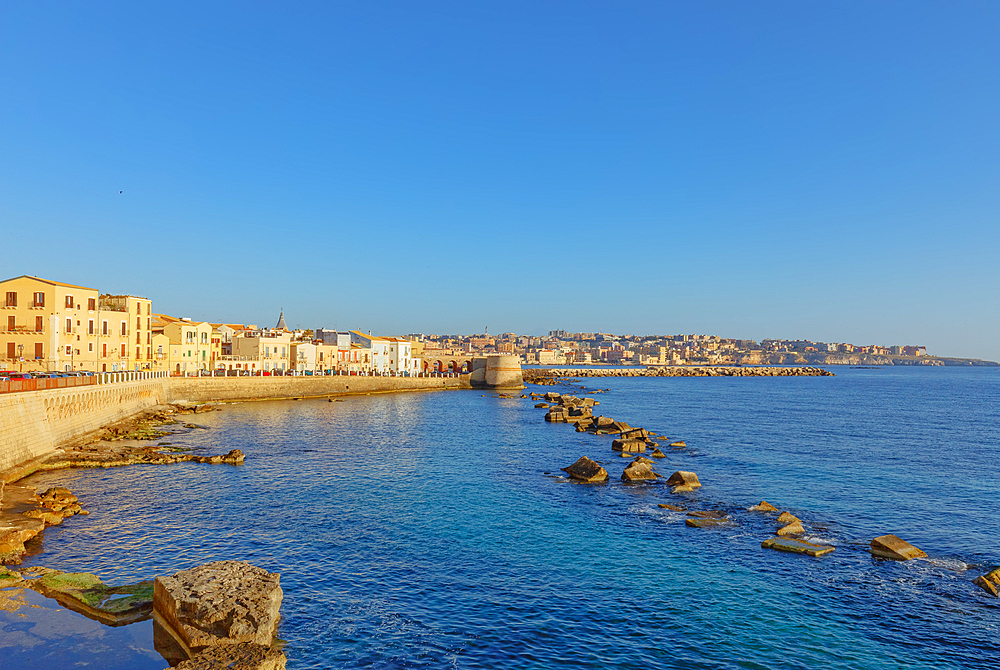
(2, 2), (998, 359)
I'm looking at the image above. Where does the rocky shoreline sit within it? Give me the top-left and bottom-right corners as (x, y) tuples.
(0, 401), (285, 668)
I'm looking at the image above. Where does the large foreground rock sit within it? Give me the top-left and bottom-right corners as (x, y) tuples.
(175, 643), (287, 670)
(870, 534), (927, 561)
(154, 561), (282, 651)
(561, 457), (608, 483)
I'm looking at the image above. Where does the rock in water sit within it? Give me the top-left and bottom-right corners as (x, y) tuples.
(973, 568), (1000, 597)
(776, 520), (805, 536)
(657, 503), (685, 511)
(669, 441), (686, 448)
(665, 471), (701, 492)
(561, 457), (609, 483)
(685, 518), (729, 529)
(611, 439), (646, 453)
(154, 561), (282, 651)
(749, 501), (779, 512)
(175, 643), (287, 670)
(762, 537), (835, 557)
(621, 461), (658, 483)
(650, 448), (666, 458)
(870, 534), (927, 561)
(776, 512), (800, 525)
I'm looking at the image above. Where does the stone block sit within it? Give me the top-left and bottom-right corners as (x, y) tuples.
(870, 534), (927, 561)
(762, 537), (835, 557)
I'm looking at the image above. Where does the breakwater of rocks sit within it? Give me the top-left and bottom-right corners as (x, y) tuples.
(524, 366), (833, 384)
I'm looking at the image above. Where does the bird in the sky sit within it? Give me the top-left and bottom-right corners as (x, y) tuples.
(119, 191), (123, 194)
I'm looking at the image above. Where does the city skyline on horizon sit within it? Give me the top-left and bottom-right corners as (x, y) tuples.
(2, 2), (997, 361)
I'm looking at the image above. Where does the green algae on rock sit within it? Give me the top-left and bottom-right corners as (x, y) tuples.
(30, 569), (155, 626)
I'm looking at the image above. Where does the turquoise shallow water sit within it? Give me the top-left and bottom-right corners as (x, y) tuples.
(4, 367), (999, 669)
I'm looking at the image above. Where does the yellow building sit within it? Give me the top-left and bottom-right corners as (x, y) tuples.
(158, 316), (214, 375)
(97, 294), (154, 372)
(1, 275), (102, 372)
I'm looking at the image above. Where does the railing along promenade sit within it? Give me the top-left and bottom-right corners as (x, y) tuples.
(0, 370), (169, 394)
(0, 370), (466, 395)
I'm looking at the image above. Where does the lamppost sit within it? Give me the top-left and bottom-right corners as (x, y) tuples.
(17, 344), (23, 372)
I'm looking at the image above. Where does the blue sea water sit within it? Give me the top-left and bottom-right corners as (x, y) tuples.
(3, 367), (999, 669)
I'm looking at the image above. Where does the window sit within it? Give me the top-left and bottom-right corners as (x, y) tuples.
(6, 316), (14, 331)
(102, 343), (107, 357)
(146, 333), (150, 344)
(136, 346), (141, 360)
(136, 317), (140, 330)
(146, 304), (150, 315)
(88, 298), (96, 311)
(201, 332), (207, 344)
(35, 343), (43, 359)
(136, 303), (140, 315)
(146, 346), (151, 359)
(88, 343), (93, 352)
(33, 292), (44, 307)
(66, 345), (72, 355)
(65, 318), (72, 334)
(6, 342), (14, 358)
(36, 316), (43, 332)
(186, 331), (194, 343)
(88, 320), (94, 335)
(65, 295), (74, 308)
(5, 292), (15, 307)
(120, 344), (126, 357)
(120, 321), (127, 336)
(146, 318), (150, 330)
(157, 345), (163, 355)
(102, 321), (108, 336)
(136, 333), (141, 344)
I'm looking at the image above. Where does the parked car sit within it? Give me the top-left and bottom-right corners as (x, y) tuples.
(3, 372), (33, 380)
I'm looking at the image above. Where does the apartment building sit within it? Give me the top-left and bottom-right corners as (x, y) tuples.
(1, 275), (103, 372)
(232, 329), (292, 373)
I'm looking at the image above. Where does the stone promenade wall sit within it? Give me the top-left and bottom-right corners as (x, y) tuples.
(1, 375), (472, 478)
(0, 379), (167, 476)
(165, 374), (471, 403)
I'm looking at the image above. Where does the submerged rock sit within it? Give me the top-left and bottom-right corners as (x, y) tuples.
(870, 534), (927, 561)
(669, 441), (686, 448)
(561, 457), (609, 483)
(154, 561), (282, 651)
(973, 568), (1000, 597)
(687, 510), (727, 519)
(665, 471), (701, 493)
(685, 518), (729, 529)
(749, 501), (779, 512)
(762, 537), (835, 557)
(658, 503), (686, 511)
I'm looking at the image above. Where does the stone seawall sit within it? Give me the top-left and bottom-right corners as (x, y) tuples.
(165, 374), (472, 403)
(0, 380), (167, 476)
(1, 375), (471, 478)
